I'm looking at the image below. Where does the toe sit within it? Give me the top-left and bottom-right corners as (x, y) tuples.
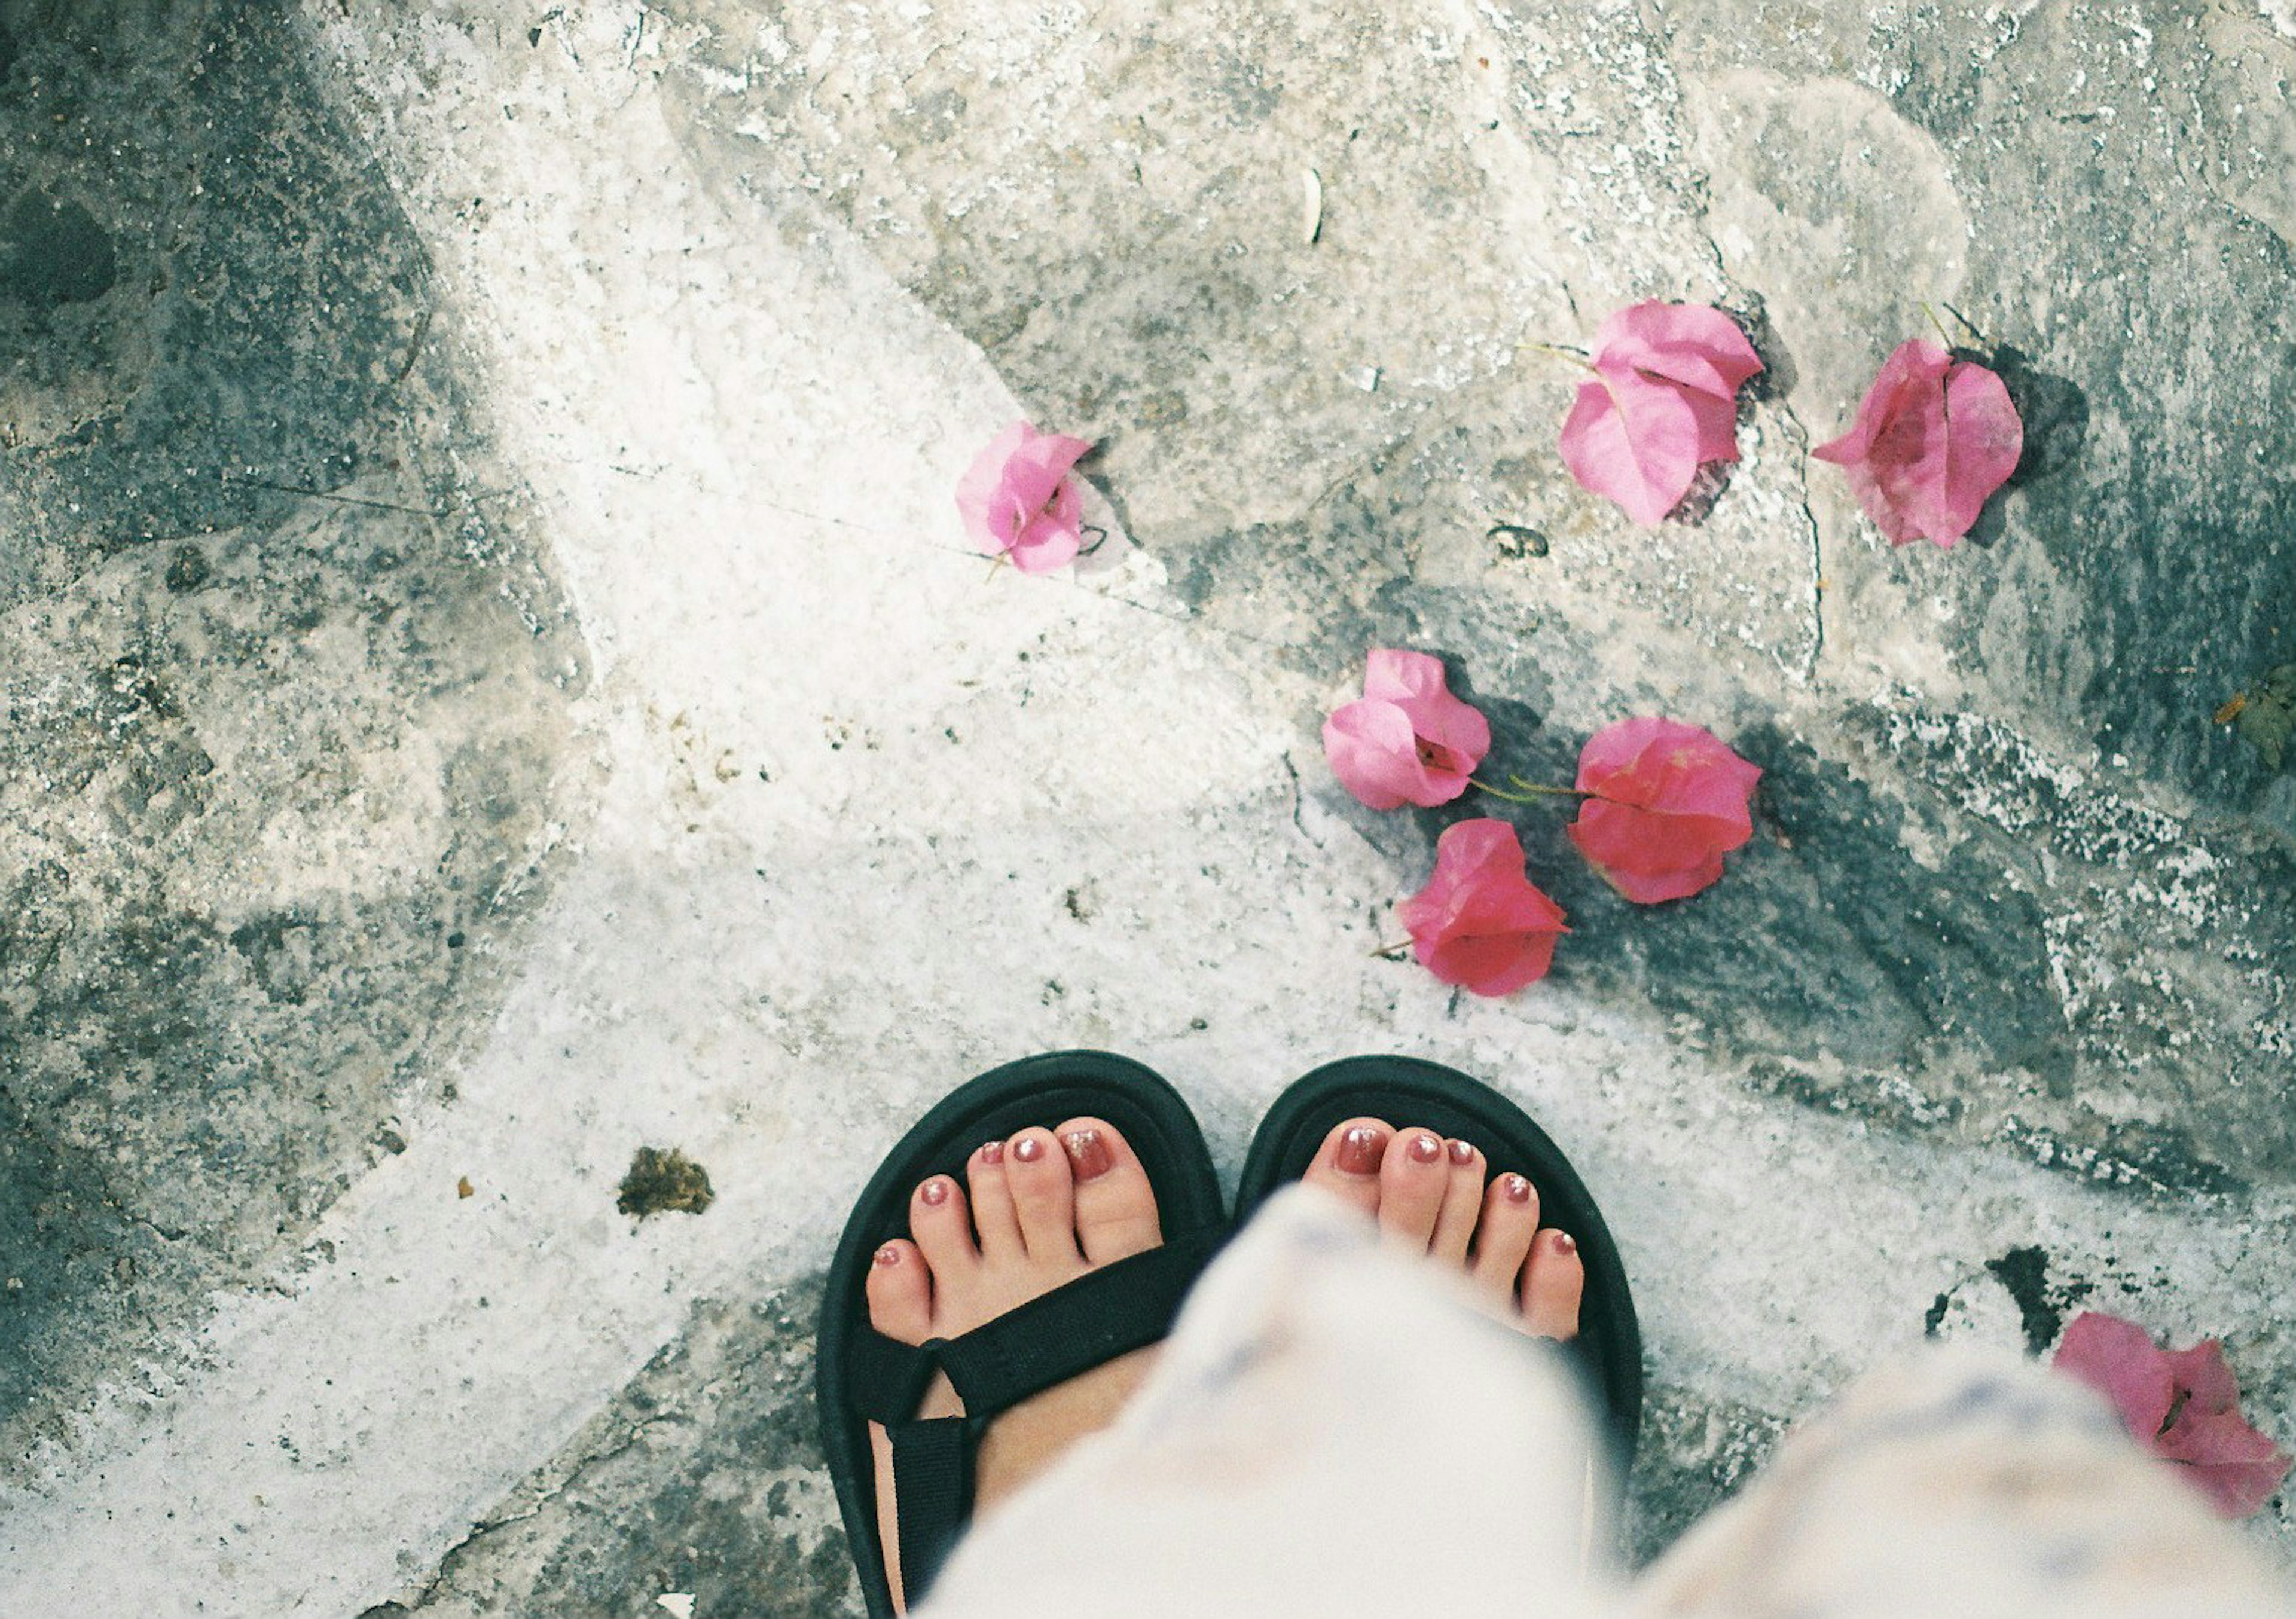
(1005, 1126), (1082, 1262)
(1376, 1127), (1450, 1250)
(1468, 1172), (1540, 1303)
(1300, 1116), (1390, 1218)
(966, 1140), (1022, 1258)
(865, 1238), (933, 1345)
(1519, 1228), (1584, 1341)
(1427, 1137), (1485, 1263)
(1057, 1117), (1162, 1266)
(909, 1174), (979, 1277)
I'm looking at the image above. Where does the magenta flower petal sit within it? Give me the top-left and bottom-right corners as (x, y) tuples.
(955, 419), (1095, 570)
(1321, 650), (1489, 810)
(1324, 699), (1443, 811)
(1558, 371), (1702, 527)
(1593, 300), (1764, 401)
(1813, 339), (2023, 548)
(1558, 302), (1765, 526)
(1396, 819), (1568, 997)
(2053, 1311), (2292, 1518)
(1567, 718), (1761, 904)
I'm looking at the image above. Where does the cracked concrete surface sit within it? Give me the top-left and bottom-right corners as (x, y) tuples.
(2, 1), (2292, 1613)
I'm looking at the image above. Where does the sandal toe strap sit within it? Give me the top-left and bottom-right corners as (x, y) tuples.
(857, 1225), (1224, 1602)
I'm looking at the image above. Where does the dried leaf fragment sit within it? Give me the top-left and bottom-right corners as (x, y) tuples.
(618, 1147), (715, 1218)
(2221, 661), (2295, 769)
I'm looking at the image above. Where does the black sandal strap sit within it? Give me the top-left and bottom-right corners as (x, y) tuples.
(887, 1415), (973, 1600)
(850, 1328), (939, 1426)
(935, 1227), (1222, 1416)
(862, 1225), (1225, 1606)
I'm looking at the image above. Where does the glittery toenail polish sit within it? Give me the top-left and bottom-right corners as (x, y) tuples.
(1407, 1132), (1442, 1164)
(1447, 1138), (1475, 1165)
(1336, 1125), (1387, 1174)
(1064, 1128), (1113, 1181)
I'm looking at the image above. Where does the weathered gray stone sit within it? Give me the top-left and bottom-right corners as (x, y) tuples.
(5, 0), (2295, 1609)
(0, 0), (585, 1463)
(366, 1281), (858, 1619)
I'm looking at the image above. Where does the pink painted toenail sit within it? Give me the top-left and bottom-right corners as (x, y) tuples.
(1407, 1132), (1442, 1164)
(920, 1178), (949, 1206)
(1013, 1135), (1045, 1163)
(1553, 1231), (1578, 1255)
(1504, 1174), (1531, 1203)
(874, 1245), (902, 1267)
(978, 1140), (1004, 1164)
(1336, 1126), (1386, 1174)
(1063, 1128), (1113, 1181)
(1446, 1138), (1474, 1165)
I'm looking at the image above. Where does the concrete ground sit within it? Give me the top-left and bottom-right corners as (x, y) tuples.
(3, 0), (2294, 1613)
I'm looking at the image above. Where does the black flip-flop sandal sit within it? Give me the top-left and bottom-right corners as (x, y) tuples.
(1235, 1056), (1642, 1468)
(817, 1051), (1226, 1617)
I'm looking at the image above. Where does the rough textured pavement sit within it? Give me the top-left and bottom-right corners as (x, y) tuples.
(2, 1), (2292, 1613)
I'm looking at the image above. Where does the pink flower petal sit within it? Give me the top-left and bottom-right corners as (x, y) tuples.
(955, 420), (1094, 568)
(1593, 300), (1764, 401)
(1558, 370), (1703, 527)
(1813, 340), (2022, 548)
(1325, 699), (1448, 811)
(1323, 652), (1488, 810)
(1362, 649), (1493, 766)
(2053, 1311), (2178, 1442)
(2156, 1409), (2295, 1517)
(1396, 819), (1568, 997)
(1567, 719), (1761, 904)
(1566, 802), (1733, 902)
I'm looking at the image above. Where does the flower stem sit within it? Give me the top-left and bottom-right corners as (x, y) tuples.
(1471, 776), (1590, 804)
(1919, 301), (1955, 350)
(1468, 777), (1543, 804)
(1518, 340), (1596, 372)
(1369, 939), (1416, 960)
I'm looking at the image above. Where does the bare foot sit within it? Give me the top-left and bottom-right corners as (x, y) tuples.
(865, 1119), (1165, 1612)
(1300, 1117), (1584, 1339)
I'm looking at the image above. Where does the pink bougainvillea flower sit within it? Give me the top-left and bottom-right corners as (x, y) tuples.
(1567, 717), (1761, 903)
(1323, 650), (1492, 810)
(2053, 1311), (2292, 1517)
(1812, 338), (2023, 548)
(1396, 818), (1568, 996)
(955, 420), (1095, 573)
(1557, 301), (1765, 527)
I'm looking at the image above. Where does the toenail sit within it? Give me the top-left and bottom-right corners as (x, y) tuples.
(1503, 1174), (1531, 1204)
(1063, 1128), (1113, 1181)
(1336, 1126), (1386, 1174)
(920, 1178), (949, 1206)
(1446, 1138), (1474, 1165)
(1553, 1230), (1577, 1255)
(874, 1244), (902, 1267)
(1407, 1132), (1442, 1164)
(978, 1140), (1004, 1164)
(1013, 1135), (1045, 1163)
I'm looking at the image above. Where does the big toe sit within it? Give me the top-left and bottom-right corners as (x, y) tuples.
(1300, 1116), (1391, 1218)
(1056, 1117), (1162, 1264)
(865, 1239), (933, 1345)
